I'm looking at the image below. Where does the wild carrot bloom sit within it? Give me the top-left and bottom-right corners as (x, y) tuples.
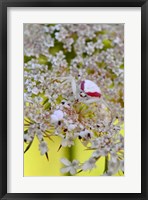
(24, 23), (124, 176)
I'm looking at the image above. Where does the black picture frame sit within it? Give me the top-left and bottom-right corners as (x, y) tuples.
(0, 0), (147, 199)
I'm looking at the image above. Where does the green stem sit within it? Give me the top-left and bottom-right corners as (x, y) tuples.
(65, 145), (74, 176)
(104, 155), (108, 173)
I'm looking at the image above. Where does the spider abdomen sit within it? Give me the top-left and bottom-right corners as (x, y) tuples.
(80, 80), (101, 98)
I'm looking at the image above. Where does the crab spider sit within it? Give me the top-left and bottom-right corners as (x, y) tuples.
(60, 76), (104, 104)
(53, 76), (111, 110)
(56, 76), (99, 99)
(52, 75), (113, 126)
(79, 79), (112, 116)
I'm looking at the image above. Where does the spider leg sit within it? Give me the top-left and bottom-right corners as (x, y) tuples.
(100, 98), (111, 112)
(52, 76), (78, 100)
(100, 98), (113, 125)
(71, 76), (78, 99)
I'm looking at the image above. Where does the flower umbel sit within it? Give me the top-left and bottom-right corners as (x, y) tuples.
(60, 158), (79, 175)
(24, 23), (124, 176)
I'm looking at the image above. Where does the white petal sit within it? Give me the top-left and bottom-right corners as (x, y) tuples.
(108, 160), (121, 175)
(92, 150), (100, 158)
(61, 139), (68, 147)
(82, 158), (96, 171)
(82, 162), (89, 171)
(60, 158), (71, 166)
(70, 168), (76, 175)
(60, 167), (70, 174)
(50, 114), (59, 123)
(111, 155), (117, 163)
(72, 160), (79, 166)
(24, 134), (32, 142)
(36, 130), (43, 141)
(68, 124), (76, 131)
(79, 130), (87, 137)
(54, 110), (64, 120)
(39, 141), (48, 155)
(32, 87), (39, 95)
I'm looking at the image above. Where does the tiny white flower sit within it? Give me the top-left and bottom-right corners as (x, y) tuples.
(68, 124), (76, 131)
(79, 129), (93, 140)
(53, 110), (64, 120)
(36, 129), (43, 141)
(50, 114), (59, 123)
(85, 42), (95, 55)
(92, 150), (101, 158)
(79, 124), (84, 129)
(92, 148), (108, 158)
(60, 158), (79, 175)
(32, 87), (39, 95)
(110, 151), (118, 163)
(82, 157), (96, 171)
(50, 110), (64, 123)
(34, 96), (43, 103)
(39, 141), (48, 155)
(91, 138), (101, 148)
(114, 37), (121, 44)
(107, 159), (121, 176)
(61, 134), (74, 147)
(24, 133), (33, 142)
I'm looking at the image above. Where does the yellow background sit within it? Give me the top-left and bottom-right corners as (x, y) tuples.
(24, 136), (123, 176)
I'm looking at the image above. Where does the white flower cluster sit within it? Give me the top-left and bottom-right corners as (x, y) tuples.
(24, 24), (124, 176)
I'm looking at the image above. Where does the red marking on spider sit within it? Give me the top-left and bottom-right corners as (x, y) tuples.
(86, 91), (101, 97)
(80, 81), (85, 91)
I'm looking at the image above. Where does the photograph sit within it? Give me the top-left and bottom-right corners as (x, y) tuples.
(24, 23), (124, 176)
